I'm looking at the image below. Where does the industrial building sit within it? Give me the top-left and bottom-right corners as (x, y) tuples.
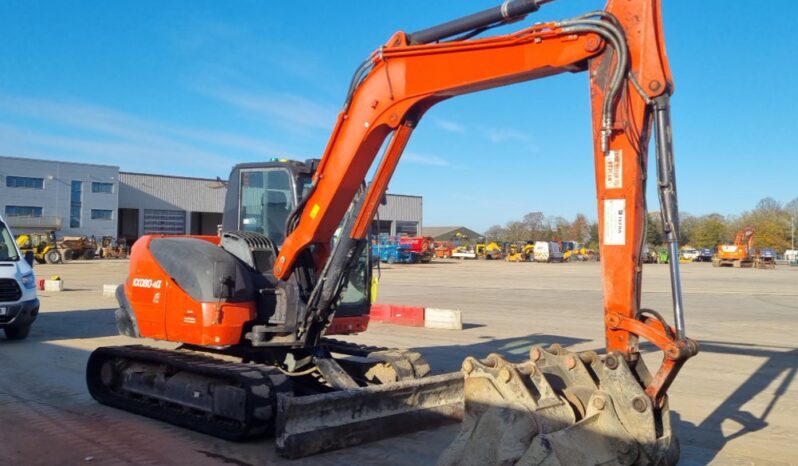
(0, 155), (422, 241)
(373, 194), (423, 236)
(117, 172), (226, 241)
(0, 156), (120, 238)
(422, 226), (482, 242)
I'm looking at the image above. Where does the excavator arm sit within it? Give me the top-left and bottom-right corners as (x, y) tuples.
(271, 0), (697, 462)
(276, 0), (694, 402)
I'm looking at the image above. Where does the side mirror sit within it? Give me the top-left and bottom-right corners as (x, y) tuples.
(24, 250), (34, 267)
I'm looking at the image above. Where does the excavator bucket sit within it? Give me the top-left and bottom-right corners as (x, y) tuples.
(438, 345), (680, 466)
(275, 372), (464, 458)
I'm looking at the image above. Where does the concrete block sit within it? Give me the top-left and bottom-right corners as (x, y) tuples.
(369, 303), (390, 323)
(370, 304), (425, 327)
(424, 308), (463, 330)
(43, 280), (64, 292)
(386, 305), (425, 327)
(102, 284), (118, 298)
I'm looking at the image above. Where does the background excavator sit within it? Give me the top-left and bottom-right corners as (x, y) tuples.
(87, 0), (697, 464)
(713, 226), (755, 268)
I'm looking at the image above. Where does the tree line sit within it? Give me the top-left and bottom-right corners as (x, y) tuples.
(484, 197), (798, 253)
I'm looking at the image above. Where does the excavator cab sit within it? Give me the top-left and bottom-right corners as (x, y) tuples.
(222, 160), (314, 245)
(222, 159), (373, 326)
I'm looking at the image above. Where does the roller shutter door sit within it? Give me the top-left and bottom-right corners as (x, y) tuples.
(143, 209), (186, 235)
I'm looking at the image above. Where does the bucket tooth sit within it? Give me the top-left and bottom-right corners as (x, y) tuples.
(439, 345), (680, 466)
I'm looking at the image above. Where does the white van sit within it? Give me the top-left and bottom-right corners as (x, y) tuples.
(0, 214), (40, 339)
(681, 248), (699, 261)
(533, 241), (564, 263)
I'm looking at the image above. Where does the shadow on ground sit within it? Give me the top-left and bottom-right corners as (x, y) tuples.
(1, 313), (795, 465)
(671, 340), (797, 465)
(418, 335), (796, 465)
(417, 333), (591, 373)
(18, 308), (118, 340)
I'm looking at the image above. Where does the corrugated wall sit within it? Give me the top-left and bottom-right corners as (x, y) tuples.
(118, 172), (226, 213)
(377, 194), (422, 224)
(119, 173), (420, 225)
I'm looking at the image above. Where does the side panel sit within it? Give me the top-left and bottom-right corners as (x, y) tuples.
(163, 296), (256, 346)
(125, 234), (256, 346)
(126, 237), (168, 339)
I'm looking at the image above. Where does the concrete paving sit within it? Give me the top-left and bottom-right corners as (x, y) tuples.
(0, 258), (796, 465)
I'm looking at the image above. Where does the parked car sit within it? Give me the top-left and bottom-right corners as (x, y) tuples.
(754, 247), (777, 269)
(681, 248), (699, 261)
(758, 247), (777, 260)
(0, 214), (40, 339)
(696, 248), (714, 262)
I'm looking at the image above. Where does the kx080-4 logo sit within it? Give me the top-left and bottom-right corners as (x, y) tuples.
(132, 278), (163, 289)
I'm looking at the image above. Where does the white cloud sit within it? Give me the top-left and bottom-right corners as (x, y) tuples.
(403, 151), (450, 167)
(484, 127), (530, 143)
(432, 117), (465, 134)
(0, 123), (232, 172)
(0, 94), (297, 174)
(199, 87), (339, 133)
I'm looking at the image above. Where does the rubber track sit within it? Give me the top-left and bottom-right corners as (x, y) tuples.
(321, 338), (432, 378)
(86, 345), (288, 441)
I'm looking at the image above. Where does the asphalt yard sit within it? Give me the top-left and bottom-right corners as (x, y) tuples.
(1, 259), (796, 465)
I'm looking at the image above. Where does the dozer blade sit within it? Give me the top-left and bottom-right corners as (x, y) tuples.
(276, 371), (464, 458)
(438, 345), (680, 466)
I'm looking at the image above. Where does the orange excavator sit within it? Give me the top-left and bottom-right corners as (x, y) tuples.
(86, 0), (697, 463)
(713, 226), (755, 268)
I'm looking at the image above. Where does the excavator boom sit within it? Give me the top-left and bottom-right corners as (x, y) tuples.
(270, 0), (696, 462)
(275, 0), (694, 393)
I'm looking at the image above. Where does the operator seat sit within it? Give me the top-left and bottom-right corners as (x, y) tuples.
(264, 191), (290, 245)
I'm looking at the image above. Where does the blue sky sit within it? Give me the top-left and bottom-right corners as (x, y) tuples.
(1, 1), (796, 232)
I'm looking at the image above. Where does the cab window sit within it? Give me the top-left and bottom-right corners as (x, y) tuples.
(239, 168), (294, 245)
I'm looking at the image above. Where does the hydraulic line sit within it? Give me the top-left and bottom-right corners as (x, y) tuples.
(344, 10), (632, 156)
(558, 16), (629, 152)
(344, 56), (377, 110)
(653, 94), (686, 339)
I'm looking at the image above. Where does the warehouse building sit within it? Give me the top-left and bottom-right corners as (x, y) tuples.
(1, 155), (422, 241)
(117, 172), (226, 241)
(422, 226), (483, 242)
(373, 194), (423, 236)
(0, 156), (119, 237)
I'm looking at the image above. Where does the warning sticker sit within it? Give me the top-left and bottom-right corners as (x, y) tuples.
(603, 199), (626, 245)
(309, 203), (321, 219)
(605, 150), (622, 189)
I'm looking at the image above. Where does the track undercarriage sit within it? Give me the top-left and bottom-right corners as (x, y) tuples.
(87, 342), (684, 464)
(86, 338), (463, 457)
